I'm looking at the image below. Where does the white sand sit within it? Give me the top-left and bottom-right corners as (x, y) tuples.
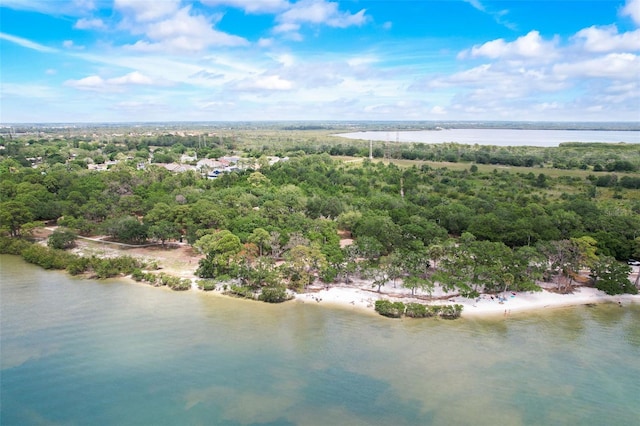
(294, 278), (640, 317)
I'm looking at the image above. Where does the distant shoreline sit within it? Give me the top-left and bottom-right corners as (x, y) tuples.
(335, 128), (640, 147)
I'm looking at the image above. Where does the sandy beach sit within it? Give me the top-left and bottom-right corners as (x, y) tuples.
(291, 278), (640, 317)
(41, 228), (640, 318)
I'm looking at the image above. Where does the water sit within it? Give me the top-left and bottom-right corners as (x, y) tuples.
(336, 129), (640, 146)
(2, 254), (639, 425)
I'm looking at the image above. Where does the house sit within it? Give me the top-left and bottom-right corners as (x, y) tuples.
(159, 163), (197, 173)
(180, 153), (198, 163)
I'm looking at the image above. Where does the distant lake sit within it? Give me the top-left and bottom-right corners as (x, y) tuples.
(336, 129), (640, 147)
(2, 255), (640, 425)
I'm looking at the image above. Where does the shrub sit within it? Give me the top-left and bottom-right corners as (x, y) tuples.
(131, 268), (145, 281)
(440, 304), (464, 319)
(21, 244), (75, 270)
(197, 279), (217, 291)
(144, 272), (158, 285)
(258, 286), (291, 303)
(226, 285), (255, 299)
(89, 255), (144, 279)
(168, 278), (192, 291)
(47, 229), (77, 250)
(405, 303), (430, 318)
(0, 236), (32, 255)
(66, 257), (91, 275)
(374, 299), (405, 318)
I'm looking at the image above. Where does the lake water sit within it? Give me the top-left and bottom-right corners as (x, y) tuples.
(336, 129), (640, 147)
(2, 254), (639, 425)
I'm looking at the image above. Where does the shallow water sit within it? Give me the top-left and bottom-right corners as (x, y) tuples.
(337, 129), (640, 146)
(2, 254), (639, 425)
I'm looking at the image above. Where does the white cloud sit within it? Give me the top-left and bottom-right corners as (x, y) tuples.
(114, 0), (180, 22)
(200, 0), (289, 13)
(273, 53), (296, 67)
(0, 32), (58, 53)
(346, 55), (378, 67)
(65, 75), (106, 90)
(463, 0), (485, 12)
(63, 40), (85, 50)
(0, 82), (60, 100)
(621, 0), (640, 25)
(460, 31), (558, 60)
(109, 71), (154, 85)
(573, 25), (640, 52)
(1, 0), (94, 15)
(74, 18), (106, 30)
(65, 71), (154, 91)
(553, 52), (640, 80)
(276, 0), (367, 34)
(122, 5), (248, 53)
(463, 0), (515, 30)
(236, 75), (294, 91)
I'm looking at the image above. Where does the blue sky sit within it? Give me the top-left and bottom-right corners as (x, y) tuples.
(1, 0), (639, 123)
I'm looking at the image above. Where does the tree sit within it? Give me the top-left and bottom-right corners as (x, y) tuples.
(47, 228), (77, 250)
(247, 171), (271, 187)
(0, 201), (33, 237)
(144, 202), (174, 225)
(284, 244), (327, 290)
(148, 220), (181, 248)
(247, 228), (270, 257)
(268, 231), (285, 259)
(538, 239), (582, 293)
(103, 216), (148, 244)
(238, 255), (280, 289)
(590, 256), (636, 295)
(196, 230), (243, 278)
(354, 214), (402, 255)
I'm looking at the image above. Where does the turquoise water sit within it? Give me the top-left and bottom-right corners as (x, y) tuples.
(1, 255), (639, 425)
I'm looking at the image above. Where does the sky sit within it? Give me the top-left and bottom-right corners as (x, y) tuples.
(1, 0), (639, 123)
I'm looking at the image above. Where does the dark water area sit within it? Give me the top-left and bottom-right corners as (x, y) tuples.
(2, 255), (639, 425)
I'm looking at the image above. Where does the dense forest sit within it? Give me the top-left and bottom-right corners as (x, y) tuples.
(1, 127), (639, 299)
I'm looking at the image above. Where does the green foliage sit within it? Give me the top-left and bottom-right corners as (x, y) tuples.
(47, 229), (77, 250)
(0, 236), (32, 255)
(258, 286), (291, 303)
(102, 216), (148, 244)
(226, 284), (256, 299)
(148, 220), (181, 247)
(440, 304), (464, 319)
(590, 256), (637, 295)
(21, 244), (75, 270)
(3, 128), (640, 304)
(374, 299), (462, 319)
(405, 303), (430, 318)
(66, 257), (91, 275)
(0, 200), (33, 237)
(196, 279), (217, 291)
(374, 300), (405, 318)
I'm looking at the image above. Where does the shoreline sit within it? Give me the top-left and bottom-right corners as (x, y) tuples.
(9, 232), (640, 318)
(289, 283), (640, 318)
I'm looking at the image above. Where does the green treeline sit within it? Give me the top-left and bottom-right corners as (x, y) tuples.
(2, 135), (639, 298)
(0, 236), (145, 279)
